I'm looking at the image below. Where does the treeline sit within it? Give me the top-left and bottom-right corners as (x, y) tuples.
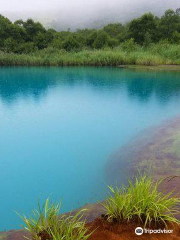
(0, 8), (180, 54)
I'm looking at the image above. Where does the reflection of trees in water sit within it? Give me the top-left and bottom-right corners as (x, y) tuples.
(126, 72), (180, 104)
(0, 67), (180, 105)
(82, 69), (180, 104)
(0, 67), (59, 104)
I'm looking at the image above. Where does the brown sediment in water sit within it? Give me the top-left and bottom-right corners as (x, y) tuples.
(107, 116), (180, 186)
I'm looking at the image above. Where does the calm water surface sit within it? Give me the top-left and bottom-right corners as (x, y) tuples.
(0, 67), (180, 230)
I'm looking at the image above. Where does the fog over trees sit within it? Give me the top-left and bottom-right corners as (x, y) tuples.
(1, 0), (180, 30)
(0, 7), (180, 54)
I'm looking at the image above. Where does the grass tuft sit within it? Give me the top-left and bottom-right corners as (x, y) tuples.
(17, 198), (90, 240)
(104, 173), (180, 227)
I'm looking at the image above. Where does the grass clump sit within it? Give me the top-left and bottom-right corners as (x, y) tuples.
(18, 198), (90, 240)
(104, 173), (180, 227)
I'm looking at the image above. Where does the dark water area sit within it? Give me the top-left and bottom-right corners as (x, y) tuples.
(0, 67), (180, 230)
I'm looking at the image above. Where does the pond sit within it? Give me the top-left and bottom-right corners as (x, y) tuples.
(0, 67), (180, 230)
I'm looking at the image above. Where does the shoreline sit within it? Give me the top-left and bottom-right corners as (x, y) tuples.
(118, 65), (180, 71)
(0, 64), (180, 71)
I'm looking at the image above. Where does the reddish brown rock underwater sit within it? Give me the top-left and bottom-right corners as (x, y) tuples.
(107, 116), (180, 185)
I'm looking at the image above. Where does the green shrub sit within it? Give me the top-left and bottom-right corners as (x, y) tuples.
(62, 36), (81, 51)
(92, 30), (110, 49)
(120, 38), (139, 52)
(104, 173), (180, 227)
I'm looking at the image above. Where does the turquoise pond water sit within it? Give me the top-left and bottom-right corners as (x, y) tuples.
(1, 67), (180, 230)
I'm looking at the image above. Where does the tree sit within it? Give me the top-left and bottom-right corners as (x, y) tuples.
(143, 32), (152, 47)
(103, 23), (124, 38)
(93, 30), (109, 49)
(129, 13), (158, 45)
(171, 31), (180, 44)
(62, 35), (80, 51)
(107, 38), (119, 47)
(116, 25), (129, 43)
(0, 8), (180, 54)
(34, 32), (49, 49)
(176, 8), (180, 16)
(159, 9), (180, 40)
(0, 15), (12, 47)
(22, 19), (46, 41)
(18, 42), (37, 54)
(3, 38), (18, 52)
(75, 29), (94, 47)
(14, 19), (24, 26)
(10, 24), (26, 43)
(86, 31), (98, 48)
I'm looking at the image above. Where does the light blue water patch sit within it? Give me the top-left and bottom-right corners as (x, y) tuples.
(0, 67), (180, 230)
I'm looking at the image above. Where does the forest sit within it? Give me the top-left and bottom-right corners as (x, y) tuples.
(0, 8), (180, 66)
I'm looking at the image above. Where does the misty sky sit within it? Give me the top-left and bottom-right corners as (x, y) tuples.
(0, 0), (179, 12)
(0, 0), (180, 30)
(1, 0), (123, 11)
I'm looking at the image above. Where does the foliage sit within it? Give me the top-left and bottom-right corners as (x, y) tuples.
(129, 13), (158, 44)
(104, 173), (180, 227)
(159, 10), (180, 40)
(103, 23), (124, 38)
(0, 7), (180, 54)
(17, 198), (90, 240)
(120, 38), (138, 52)
(62, 35), (81, 51)
(92, 30), (110, 49)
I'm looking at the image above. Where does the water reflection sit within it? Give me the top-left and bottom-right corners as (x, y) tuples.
(0, 67), (180, 105)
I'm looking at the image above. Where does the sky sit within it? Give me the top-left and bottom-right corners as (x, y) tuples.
(0, 0), (179, 11)
(1, 0), (114, 11)
(0, 0), (180, 30)
(0, 0), (132, 11)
